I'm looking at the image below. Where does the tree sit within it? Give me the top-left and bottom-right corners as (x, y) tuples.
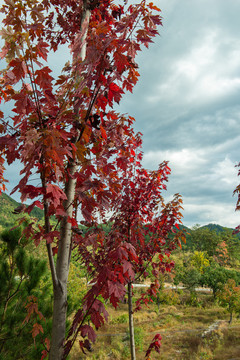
(69, 148), (184, 359)
(221, 230), (240, 265)
(190, 251), (210, 273)
(0, 226), (52, 359)
(200, 263), (240, 298)
(0, 0), (163, 358)
(217, 279), (240, 324)
(173, 251), (209, 296)
(190, 226), (222, 258)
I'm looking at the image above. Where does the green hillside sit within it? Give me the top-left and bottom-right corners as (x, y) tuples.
(201, 223), (233, 234)
(0, 192), (44, 229)
(0, 192), (238, 239)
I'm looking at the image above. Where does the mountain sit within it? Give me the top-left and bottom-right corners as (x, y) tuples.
(0, 193), (238, 238)
(0, 192), (44, 229)
(201, 223), (236, 234)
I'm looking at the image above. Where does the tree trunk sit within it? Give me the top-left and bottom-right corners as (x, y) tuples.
(49, 174), (77, 359)
(49, 3), (90, 359)
(128, 281), (136, 360)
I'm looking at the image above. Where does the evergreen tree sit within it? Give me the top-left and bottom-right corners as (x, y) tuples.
(0, 227), (52, 359)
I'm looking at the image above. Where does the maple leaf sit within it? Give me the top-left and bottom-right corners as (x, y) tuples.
(46, 184), (67, 208)
(25, 200), (44, 214)
(8, 58), (27, 82)
(108, 82), (124, 105)
(32, 323), (44, 339)
(81, 324), (97, 342)
(36, 40), (49, 60)
(145, 333), (162, 357)
(113, 51), (128, 73)
(35, 67), (54, 90)
(90, 311), (104, 329)
(100, 125), (107, 140)
(44, 231), (60, 244)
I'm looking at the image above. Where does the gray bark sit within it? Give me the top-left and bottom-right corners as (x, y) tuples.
(49, 174), (77, 359)
(128, 282), (136, 360)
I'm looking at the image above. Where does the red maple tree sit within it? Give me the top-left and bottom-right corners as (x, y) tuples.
(0, 0), (183, 358)
(68, 144), (185, 359)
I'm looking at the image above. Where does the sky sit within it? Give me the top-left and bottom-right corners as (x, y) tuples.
(117, 0), (240, 228)
(1, 0), (240, 229)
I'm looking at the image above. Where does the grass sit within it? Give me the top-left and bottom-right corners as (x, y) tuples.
(69, 291), (240, 360)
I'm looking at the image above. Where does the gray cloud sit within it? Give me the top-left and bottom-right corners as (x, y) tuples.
(118, 0), (240, 228)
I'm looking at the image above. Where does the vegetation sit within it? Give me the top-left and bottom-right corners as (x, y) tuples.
(1, 194), (240, 358)
(0, 226), (52, 359)
(0, 193), (44, 230)
(68, 291), (240, 360)
(0, 0), (240, 357)
(0, 0), (166, 358)
(217, 279), (240, 324)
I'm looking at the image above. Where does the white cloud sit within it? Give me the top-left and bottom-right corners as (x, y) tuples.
(143, 148), (208, 175)
(210, 157), (238, 188)
(184, 201), (239, 228)
(147, 29), (240, 106)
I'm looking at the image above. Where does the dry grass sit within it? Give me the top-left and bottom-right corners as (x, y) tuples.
(69, 292), (240, 360)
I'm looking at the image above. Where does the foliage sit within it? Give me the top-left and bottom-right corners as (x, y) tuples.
(174, 248), (240, 302)
(174, 252), (206, 293)
(190, 251), (210, 274)
(217, 279), (240, 323)
(0, 227), (52, 359)
(0, 0), (169, 358)
(66, 149), (185, 358)
(186, 225), (240, 266)
(190, 226), (223, 258)
(200, 264), (240, 298)
(0, 193), (44, 229)
(176, 266), (202, 293)
(153, 288), (180, 308)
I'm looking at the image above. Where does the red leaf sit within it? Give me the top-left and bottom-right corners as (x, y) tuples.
(46, 184), (67, 208)
(108, 82), (124, 105)
(35, 67), (53, 90)
(67, 217), (78, 227)
(145, 333), (162, 357)
(9, 58), (27, 82)
(32, 323), (44, 339)
(36, 40), (49, 61)
(100, 125), (107, 140)
(81, 324), (97, 342)
(25, 200), (43, 214)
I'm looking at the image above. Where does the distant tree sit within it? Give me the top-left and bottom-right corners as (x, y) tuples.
(190, 226), (221, 258)
(174, 266), (201, 294)
(174, 251), (209, 293)
(221, 230), (240, 264)
(217, 279), (240, 324)
(200, 263), (240, 298)
(190, 251), (210, 273)
(200, 264), (228, 298)
(0, 227), (52, 359)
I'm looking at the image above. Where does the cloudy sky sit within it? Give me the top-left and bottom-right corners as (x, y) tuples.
(116, 0), (240, 228)
(2, 0), (240, 228)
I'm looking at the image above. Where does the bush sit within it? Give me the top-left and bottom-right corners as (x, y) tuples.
(153, 288), (180, 307)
